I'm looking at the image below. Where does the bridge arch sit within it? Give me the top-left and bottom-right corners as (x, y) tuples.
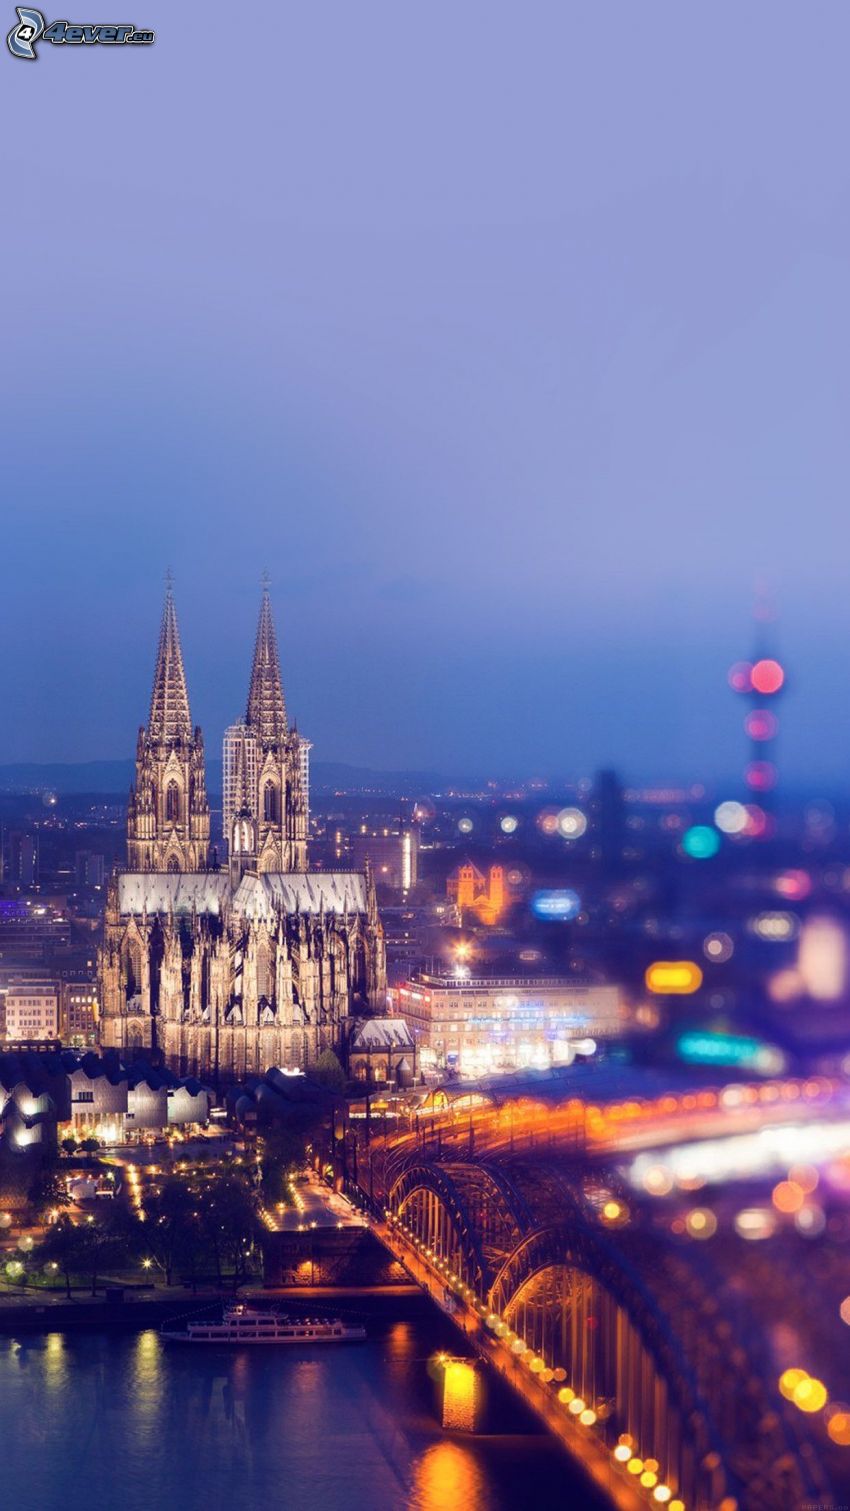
(488, 1222), (814, 1511)
(390, 1163), (488, 1290)
(389, 1161), (534, 1293)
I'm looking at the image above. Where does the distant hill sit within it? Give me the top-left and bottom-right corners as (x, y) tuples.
(0, 759), (442, 798)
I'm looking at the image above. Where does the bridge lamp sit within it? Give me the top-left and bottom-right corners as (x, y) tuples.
(626, 1458), (644, 1475)
(641, 1471), (659, 1488)
(579, 1408), (597, 1426)
(652, 1490), (673, 1505)
(613, 1444), (632, 1463)
(567, 1397), (585, 1414)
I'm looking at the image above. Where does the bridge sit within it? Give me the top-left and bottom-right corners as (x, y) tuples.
(343, 1068), (850, 1510)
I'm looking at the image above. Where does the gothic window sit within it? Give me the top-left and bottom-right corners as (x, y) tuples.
(166, 781), (180, 823)
(167, 856), (181, 874)
(263, 783), (279, 823)
(125, 940), (142, 999)
(256, 940), (272, 1001)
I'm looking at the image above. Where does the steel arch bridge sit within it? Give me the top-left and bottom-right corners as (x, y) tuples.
(385, 1157), (826, 1511)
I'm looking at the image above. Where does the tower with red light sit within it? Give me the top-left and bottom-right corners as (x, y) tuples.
(728, 598), (785, 838)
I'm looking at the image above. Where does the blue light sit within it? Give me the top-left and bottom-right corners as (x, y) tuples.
(531, 888), (581, 921)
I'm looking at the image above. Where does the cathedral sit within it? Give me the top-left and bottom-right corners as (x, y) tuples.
(98, 582), (387, 1082)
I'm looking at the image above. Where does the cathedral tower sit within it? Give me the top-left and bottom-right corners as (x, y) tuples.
(126, 580), (210, 873)
(224, 583), (308, 872)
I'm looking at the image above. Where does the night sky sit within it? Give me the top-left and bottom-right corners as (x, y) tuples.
(3, 4), (850, 785)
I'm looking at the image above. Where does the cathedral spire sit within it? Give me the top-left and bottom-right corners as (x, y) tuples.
(149, 574), (192, 745)
(246, 577), (287, 745)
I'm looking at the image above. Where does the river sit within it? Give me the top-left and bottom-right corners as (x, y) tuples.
(0, 1308), (603, 1510)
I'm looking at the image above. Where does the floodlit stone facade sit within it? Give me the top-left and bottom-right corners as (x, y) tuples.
(99, 584), (386, 1081)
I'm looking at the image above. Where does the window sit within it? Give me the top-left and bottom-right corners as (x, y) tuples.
(166, 782), (180, 823)
(263, 783), (279, 823)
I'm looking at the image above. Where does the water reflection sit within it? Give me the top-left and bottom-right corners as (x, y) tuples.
(409, 1442), (493, 1511)
(44, 1332), (67, 1392)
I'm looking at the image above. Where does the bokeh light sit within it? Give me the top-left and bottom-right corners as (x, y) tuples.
(751, 658), (785, 695)
(645, 961), (703, 995)
(556, 807), (588, 839)
(685, 1208), (717, 1240)
(728, 661), (753, 693)
(715, 800), (748, 835)
(703, 932), (734, 963)
(745, 709), (778, 741)
(746, 760), (777, 792)
(499, 815), (519, 834)
(531, 889), (581, 921)
(681, 825), (721, 860)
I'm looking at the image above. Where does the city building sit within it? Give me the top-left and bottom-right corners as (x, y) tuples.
(74, 850), (105, 887)
(447, 862), (505, 924)
(4, 979), (59, 1042)
(0, 898), (70, 962)
(99, 582), (387, 1081)
(5, 832), (37, 887)
(348, 826), (419, 892)
(59, 978), (99, 1045)
(390, 971), (630, 1077)
(348, 1017), (416, 1086)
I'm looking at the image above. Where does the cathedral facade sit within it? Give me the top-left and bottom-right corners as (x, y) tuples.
(98, 583), (386, 1082)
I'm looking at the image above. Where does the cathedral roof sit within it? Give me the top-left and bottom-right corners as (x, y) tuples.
(117, 870), (368, 918)
(118, 873), (232, 917)
(246, 585), (287, 744)
(234, 871), (368, 917)
(148, 580), (193, 744)
(350, 1017), (414, 1051)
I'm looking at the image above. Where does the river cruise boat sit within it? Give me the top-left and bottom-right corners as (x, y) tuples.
(162, 1304), (366, 1345)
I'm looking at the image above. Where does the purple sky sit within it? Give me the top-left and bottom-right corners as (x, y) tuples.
(3, 4), (850, 785)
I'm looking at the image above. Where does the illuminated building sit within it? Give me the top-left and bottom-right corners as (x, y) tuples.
(221, 583), (310, 874)
(390, 971), (628, 1076)
(59, 978), (99, 1044)
(0, 900), (70, 961)
(348, 827), (419, 892)
(98, 581), (387, 1080)
(0, 1045), (210, 1151)
(347, 1016), (416, 1085)
(4, 980), (58, 1041)
(447, 862), (505, 924)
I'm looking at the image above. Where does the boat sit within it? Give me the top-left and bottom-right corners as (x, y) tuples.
(161, 1303), (367, 1345)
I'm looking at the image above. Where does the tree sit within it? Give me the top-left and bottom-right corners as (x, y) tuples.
(38, 1216), (89, 1299)
(28, 1160), (70, 1223)
(75, 1211), (132, 1296)
(200, 1176), (260, 1290)
(60, 1138), (77, 1156)
(310, 1048), (346, 1094)
(140, 1176), (198, 1287)
(258, 1126), (305, 1207)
